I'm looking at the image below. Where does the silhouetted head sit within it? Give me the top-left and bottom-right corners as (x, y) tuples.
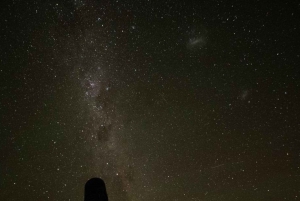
(84, 178), (108, 201)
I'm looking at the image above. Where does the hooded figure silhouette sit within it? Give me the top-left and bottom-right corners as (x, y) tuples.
(84, 178), (108, 201)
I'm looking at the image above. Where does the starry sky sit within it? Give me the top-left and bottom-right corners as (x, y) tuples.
(1, 0), (300, 200)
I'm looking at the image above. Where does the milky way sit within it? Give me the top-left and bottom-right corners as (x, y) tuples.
(72, 39), (134, 199)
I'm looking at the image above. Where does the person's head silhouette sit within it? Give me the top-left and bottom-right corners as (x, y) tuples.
(84, 178), (108, 201)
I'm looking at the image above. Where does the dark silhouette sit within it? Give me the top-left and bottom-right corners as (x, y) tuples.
(85, 178), (108, 201)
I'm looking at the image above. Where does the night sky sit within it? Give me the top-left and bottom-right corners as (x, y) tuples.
(1, 1), (300, 200)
